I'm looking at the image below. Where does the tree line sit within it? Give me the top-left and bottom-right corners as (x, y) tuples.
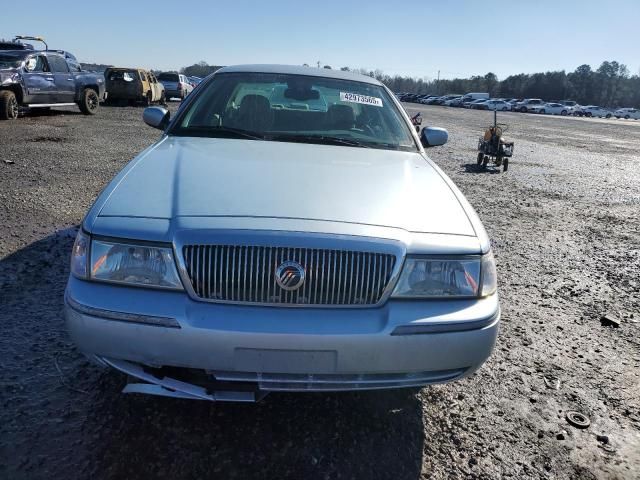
(176, 60), (640, 108)
(341, 61), (640, 108)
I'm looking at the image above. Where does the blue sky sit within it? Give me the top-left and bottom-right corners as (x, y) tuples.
(2, 0), (638, 79)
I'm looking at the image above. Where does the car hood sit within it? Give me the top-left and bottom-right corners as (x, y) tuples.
(94, 136), (476, 236)
(0, 69), (20, 84)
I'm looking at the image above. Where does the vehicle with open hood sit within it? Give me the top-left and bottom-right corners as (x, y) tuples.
(0, 47), (105, 120)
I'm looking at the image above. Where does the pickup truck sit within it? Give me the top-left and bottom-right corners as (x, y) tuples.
(0, 48), (106, 120)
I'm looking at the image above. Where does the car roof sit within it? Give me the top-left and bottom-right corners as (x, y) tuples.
(216, 64), (383, 86)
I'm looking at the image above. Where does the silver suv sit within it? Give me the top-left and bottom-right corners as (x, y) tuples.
(65, 65), (500, 402)
(157, 72), (193, 100)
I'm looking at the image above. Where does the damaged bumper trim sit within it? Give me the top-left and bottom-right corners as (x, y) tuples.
(65, 295), (181, 329)
(101, 357), (261, 402)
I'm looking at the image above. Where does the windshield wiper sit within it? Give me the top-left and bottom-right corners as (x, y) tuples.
(267, 134), (372, 148)
(178, 126), (265, 140)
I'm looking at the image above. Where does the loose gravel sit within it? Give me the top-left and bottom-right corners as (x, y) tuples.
(1, 103), (639, 480)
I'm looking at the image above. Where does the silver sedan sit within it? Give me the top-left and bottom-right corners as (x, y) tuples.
(65, 65), (500, 402)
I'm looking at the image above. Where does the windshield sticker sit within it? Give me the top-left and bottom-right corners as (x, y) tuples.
(340, 92), (383, 107)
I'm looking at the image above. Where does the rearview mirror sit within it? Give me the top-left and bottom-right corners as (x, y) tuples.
(143, 106), (170, 130)
(420, 127), (448, 148)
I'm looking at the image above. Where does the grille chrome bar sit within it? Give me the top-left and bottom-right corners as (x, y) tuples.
(182, 245), (397, 307)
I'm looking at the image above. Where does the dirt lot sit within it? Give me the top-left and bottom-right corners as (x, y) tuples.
(1, 103), (639, 480)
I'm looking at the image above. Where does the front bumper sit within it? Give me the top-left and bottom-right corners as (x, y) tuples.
(65, 276), (500, 399)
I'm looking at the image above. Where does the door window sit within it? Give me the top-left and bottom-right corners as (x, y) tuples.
(48, 55), (70, 73)
(25, 55), (50, 73)
(140, 71), (148, 81)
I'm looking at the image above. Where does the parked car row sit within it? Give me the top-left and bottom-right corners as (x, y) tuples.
(396, 91), (639, 120)
(0, 35), (201, 119)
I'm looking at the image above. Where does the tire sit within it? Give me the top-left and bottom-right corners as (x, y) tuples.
(477, 152), (484, 165)
(586, 112), (592, 117)
(482, 156), (489, 168)
(539, 109), (546, 114)
(503, 158), (509, 172)
(561, 110), (567, 116)
(605, 113), (611, 119)
(78, 88), (99, 115)
(520, 107), (527, 113)
(0, 90), (19, 120)
(624, 115), (630, 119)
(144, 91), (152, 106)
(160, 92), (166, 104)
(502, 107), (508, 111)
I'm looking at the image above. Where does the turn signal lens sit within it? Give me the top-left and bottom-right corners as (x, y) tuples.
(70, 229), (90, 278)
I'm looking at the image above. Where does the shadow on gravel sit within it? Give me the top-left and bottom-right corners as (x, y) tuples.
(20, 108), (82, 119)
(0, 230), (425, 480)
(462, 163), (502, 174)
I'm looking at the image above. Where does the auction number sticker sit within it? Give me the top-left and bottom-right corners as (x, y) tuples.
(340, 92), (383, 107)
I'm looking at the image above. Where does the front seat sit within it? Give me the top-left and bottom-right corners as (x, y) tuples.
(326, 104), (355, 130)
(234, 94), (274, 132)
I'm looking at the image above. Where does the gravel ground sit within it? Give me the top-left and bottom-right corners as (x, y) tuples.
(1, 103), (639, 480)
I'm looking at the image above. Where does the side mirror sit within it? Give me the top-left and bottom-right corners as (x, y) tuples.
(420, 127), (448, 148)
(143, 106), (170, 130)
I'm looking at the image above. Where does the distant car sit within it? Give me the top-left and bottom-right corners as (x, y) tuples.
(582, 105), (612, 118)
(0, 49), (106, 120)
(420, 95), (440, 104)
(466, 99), (488, 109)
(446, 97), (465, 107)
(514, 99), (544, 113)
(441, 95), (462, 106)
(480, 99), (511, 111)
(556, 100), (580, 115)
(158, 72), (193, 100)
(528, 103), (569, 115)
(614, 108), (640, 120)
(187, 76), (202, 88)
(104, 68), (165, 106)
(402, 93), (420, 103)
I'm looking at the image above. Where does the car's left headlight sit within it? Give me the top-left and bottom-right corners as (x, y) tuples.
(89, 239), (183, 289)
(70, 230), (183, 289)
(392, 252), (497, 298)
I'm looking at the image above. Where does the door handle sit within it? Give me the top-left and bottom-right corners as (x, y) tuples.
(67, 78), (75, 81)
(45, 77), (55, 81)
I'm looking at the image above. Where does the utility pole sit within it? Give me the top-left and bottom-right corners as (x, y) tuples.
(317, 61), (320, 69)
(437, 70), (440, 95)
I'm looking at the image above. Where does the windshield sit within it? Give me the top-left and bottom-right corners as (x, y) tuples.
(0, 53), (24, 69)
(171, 72), (417, 152)
(107, 70), (138, 82)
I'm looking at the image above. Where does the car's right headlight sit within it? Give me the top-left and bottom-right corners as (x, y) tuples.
(392, 252), (497, 299)
(70, 230), (183, 290)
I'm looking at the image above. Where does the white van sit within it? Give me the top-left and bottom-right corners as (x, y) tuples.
(461, 92), (489, 101)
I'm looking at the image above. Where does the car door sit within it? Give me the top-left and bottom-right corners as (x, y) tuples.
(47, 54), (75, 103)
(22, 54), (56, 104)
(148, 72), (162, 101)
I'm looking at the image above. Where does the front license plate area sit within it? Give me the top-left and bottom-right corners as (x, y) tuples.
(234, 348), (337, 374)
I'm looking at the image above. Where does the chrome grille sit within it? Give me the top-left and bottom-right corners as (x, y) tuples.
(182, 245), (397, 306)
